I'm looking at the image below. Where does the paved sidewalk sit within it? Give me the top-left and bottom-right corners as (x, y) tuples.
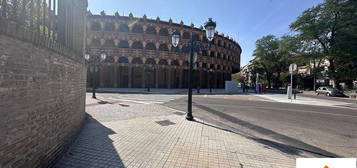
(54, 94), (295, 168)
(254, 93), (357, 108)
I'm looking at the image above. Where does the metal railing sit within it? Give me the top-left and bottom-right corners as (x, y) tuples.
(0, 0), (83, 62)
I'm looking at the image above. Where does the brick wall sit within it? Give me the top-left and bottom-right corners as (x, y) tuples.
(0, 34), (86, 168)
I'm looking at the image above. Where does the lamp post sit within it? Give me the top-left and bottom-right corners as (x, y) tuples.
(85, 49), (107, 99)
(209, 68), (214, 93)
(171, 18), (216, 121)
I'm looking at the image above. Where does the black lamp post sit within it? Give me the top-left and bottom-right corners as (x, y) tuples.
(85, 49), (107, 99)
(171, 18), (216, 121)
(209, 68), (214, 93)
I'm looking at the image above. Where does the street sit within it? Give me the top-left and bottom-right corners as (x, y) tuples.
(163, 94), (357, 158)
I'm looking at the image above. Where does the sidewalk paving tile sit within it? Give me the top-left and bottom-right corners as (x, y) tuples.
(54, 96), (295, 168)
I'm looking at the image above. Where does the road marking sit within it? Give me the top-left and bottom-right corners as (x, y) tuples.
(197, 103), (357, 118)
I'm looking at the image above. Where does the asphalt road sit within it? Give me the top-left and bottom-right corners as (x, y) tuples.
(163, 95), (357, 158)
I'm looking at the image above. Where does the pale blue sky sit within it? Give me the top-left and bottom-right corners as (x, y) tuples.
(88, 0), (323, 66)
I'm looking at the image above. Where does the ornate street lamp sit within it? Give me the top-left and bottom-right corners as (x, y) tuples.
(85, 49), (107, 99)
(171, 18), (216, 121)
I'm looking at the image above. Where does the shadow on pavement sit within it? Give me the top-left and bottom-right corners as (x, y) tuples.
(54, 114), (126, 168)
(192, 103), (340, 158)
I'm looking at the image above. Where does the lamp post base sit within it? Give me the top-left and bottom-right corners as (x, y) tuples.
(185, 113), (194, 121)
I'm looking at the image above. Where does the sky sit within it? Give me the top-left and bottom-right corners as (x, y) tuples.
(88, 0), (324, 66)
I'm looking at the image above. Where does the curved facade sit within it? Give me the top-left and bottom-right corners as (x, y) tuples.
(86, 12), (242, 89)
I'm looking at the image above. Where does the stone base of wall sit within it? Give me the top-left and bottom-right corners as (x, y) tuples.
(0, 34), (86, 168)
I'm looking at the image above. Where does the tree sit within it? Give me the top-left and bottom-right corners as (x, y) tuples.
(290, 0), (357, 88)
(232, 73), (245, 83)
(252, 35), (299, 88)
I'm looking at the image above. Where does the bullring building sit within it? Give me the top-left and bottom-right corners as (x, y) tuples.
(86, 11), (242, 89)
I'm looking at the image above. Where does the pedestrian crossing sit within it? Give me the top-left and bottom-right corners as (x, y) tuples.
(109, 94), (186, 104)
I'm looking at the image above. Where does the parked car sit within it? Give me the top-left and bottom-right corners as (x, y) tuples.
(316, 86), (345, 97)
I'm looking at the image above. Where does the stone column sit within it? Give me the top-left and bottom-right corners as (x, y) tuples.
(99, 66), (105, 87)
(179, 68), (183, 88)
(128, 66), (132, 88)
(113, 64), (118, 88)
(167, 67), (171, 89)
(199, 69), (203, 89)
(142, 67), (146, 88)
(214, 72), (218, 88)
(155, 67), (159, 88)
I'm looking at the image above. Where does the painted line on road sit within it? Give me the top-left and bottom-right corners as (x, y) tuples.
(197, 103), (357, 118)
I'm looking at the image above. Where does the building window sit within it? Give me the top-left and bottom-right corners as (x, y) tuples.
(171, 60), (179, 66)
(132, 24), (143, 33)
(119, 40), (129, 48)
(146, 58), (156, 65)
(192, 34), (200, 41)
(146, 26), (157, 35)
(146, 43), (156, 50)
(91, 22), (101, 31)
(119, 24), (129, 32)
(132, 57), (143, 64)
(159, 44), (168, 51)
(159, 28), (169, 36)
(132, 41), (143, 49)
(159, 59), (168, 65)
(104, 40), (115, 47)
(183, 32), (190, 39)
(91, 39), (101, 46)
(104, 22), (115, 31)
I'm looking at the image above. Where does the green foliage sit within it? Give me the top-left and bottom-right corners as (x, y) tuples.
(232, 73), (245, 83)
(290, 0), (357, 84)
(251, 35), (301, 88)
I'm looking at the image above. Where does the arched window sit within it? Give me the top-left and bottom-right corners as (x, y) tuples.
(192, 34), (200, 41)
(159, 28), (169, 36)
(171, 60), (179, 66)
(104, 22), (115, 31)
(104, 39), (115, 47)
(118, 57), (129, 63)
(183, 32), (190, 39)
(146, 26), (157, 35)
(132, 24), (143, 33)
(132, 57), (143, 64)
(159, 59), (168, 65)
(202, 36), (208, 43)
(159, 44), (168, 51)
(119, 24), (129, 32)
(202, 50), (208, 56)
(91, 39), (101, 46)
(145, 43), (156, 50)
(119, 40), (129, 48)
(132, 41), (143, 49)
(91, 22), (101, 31)
(146, 58), (156, 65)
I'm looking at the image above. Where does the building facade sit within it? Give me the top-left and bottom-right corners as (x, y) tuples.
(86, 12), (241, 89)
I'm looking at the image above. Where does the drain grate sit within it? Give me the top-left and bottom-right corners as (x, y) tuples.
(173, 112), (185, 116)
(155, 120), (176, 126)
(98, 101), (109, 104)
